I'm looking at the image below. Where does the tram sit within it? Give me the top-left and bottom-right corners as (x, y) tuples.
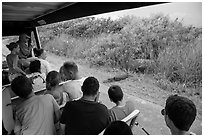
(2, 2), (167, 135)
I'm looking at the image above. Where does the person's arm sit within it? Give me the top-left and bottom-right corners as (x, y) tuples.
(26, 56), (38, 62)
(14, 115), (22, 135)
(60, 102), (70, 135)
(44, 60), (52, 75)
(51, 95), (61, 124)
(60, 123), (65, 135)
(13, 55), (26, 75)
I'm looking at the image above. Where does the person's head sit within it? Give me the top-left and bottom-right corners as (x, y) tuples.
(33, 48), (47, 59)
(108, 85), (123, 104)
(19, 33), (30, 42)
(104, 121), (133, 135)
(161, 95), (197, 134)
(29, 60), (41, 73)
(46, 71), (61, 90)
(11, 75), (33, 98)
(59, 61), (78, 81)
(6, 42), (19, 53)
(81, 77), (99, 97)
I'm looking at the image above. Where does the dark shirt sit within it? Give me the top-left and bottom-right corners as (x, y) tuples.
(60, 99), (110, 135)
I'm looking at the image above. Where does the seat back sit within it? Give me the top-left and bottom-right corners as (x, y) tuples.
(121, 109), (140, 129)
(99, 109), (140, 135)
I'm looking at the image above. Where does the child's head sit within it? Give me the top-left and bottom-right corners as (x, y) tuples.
(29, 60), (41, 73)
(161, 95), (197, 132)
(59, 61), (78, 81)
(6, 42), (19, 52)
(46, 71), (61, 90)
(33, 48), (47, 59)
(81, 77), (99, 97)
(108, 85), (123, 103)
(11, 75), (33, 98)
(104, 121), (133, 135)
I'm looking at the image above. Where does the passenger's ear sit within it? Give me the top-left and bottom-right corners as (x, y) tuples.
(94, 91), (100, 102)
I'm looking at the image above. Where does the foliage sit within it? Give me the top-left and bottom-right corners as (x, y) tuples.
(38, 14), (202, 89)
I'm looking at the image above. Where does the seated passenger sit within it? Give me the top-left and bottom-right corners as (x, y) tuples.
(11, 76), (60, 135)
(26, 60), (46, 90)
(103, 121), (133, 135)
(45, 71), (68, 106)
(108, 85), (135, 122)
(6, 42), (26, 82)
(60, 77), (110, 135)
(161, 94), (197, 135)
(59, 61), (87, 101)
(33, 48), (51, 75)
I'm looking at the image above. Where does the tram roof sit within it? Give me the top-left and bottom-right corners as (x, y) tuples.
(2, 2), (166, 36)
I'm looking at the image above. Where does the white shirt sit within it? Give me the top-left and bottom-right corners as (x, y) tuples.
(38, 58), (51, 75)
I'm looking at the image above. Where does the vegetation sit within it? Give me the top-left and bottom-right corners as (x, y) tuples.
(37, 14), (202, 97)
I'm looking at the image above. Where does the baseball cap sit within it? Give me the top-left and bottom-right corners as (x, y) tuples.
(19, 33), (30, 39)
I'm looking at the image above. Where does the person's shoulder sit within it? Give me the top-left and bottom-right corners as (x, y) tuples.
(97, 102), (109, 110)
(63, 99), (79, 108)
(42, 94), (55, 100)
(7, 54), (17, 58)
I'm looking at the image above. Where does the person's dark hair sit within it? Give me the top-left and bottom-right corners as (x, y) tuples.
(81, 77), (99, 96)
(11, 75), (33, 98)
(33, 48), (44, 57)
(6, 42), (18, 51)
(61, 61), (78, 80)
(108, 85), (123, 103)
(104, 121), (133, 135)
(46, 71), (61, 90)
(165, 95), (197, 131)
(29, 60), (41, 73)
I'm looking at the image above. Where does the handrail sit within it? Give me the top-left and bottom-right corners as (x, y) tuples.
(122, 109), (140, 123)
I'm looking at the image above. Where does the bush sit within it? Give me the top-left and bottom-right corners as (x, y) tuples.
(157, 36), (202, 88)
(39, 13), (202, 89)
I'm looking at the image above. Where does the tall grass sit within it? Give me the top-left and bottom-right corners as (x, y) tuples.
(157, 36), (202, 88)
(40, 14), (202, 90)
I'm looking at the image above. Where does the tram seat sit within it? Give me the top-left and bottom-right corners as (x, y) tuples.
(99, 109), (140, 135)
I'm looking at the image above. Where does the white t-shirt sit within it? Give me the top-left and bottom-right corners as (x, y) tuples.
(27, 72), (46, 91)
(38, 58), (51, 75)
(14, 94), (60, 135)
(62, 77), (87, 101)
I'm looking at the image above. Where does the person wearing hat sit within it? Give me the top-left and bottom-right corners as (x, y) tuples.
(17, 33), (35, 69)
(17, 33), (34, 59)
(161, 95), (197, 135)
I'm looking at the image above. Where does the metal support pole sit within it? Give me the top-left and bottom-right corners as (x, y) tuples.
(135, 122), (150, 135)
(33, 27), (41, 49)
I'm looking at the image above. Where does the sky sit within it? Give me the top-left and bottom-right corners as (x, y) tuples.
(92, 2), (202, 27)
